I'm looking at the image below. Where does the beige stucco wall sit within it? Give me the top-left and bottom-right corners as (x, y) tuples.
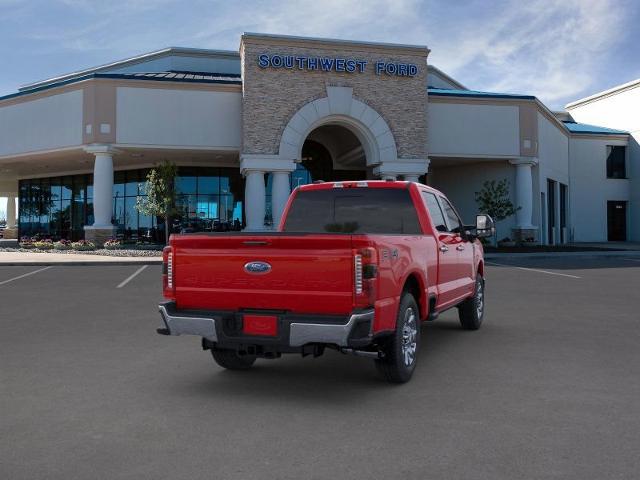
(240, 35), (429, 160)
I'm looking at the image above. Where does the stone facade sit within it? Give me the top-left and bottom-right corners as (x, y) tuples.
(240, 34), (429, 161)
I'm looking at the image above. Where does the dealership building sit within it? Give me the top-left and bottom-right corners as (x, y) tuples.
(0, 33), (637, 244)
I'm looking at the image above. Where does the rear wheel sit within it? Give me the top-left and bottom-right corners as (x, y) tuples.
(375, 292), (420, 383)
(211, 347), (256, 370)
(458, 275), (485, 330)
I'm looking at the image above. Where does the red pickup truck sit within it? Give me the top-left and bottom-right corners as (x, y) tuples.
(158, 181), (494, 383)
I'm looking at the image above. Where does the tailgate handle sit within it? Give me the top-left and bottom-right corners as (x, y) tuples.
(242, 240), (271, 246)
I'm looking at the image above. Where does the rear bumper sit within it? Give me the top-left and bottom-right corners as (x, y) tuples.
(157, 301), (374, 349)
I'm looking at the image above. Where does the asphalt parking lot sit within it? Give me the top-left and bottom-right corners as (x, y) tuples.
(1, 257), (640, 479)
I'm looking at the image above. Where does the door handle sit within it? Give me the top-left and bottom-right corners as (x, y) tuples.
(456, 245), (465, 251)
(439, 245), (449, 253)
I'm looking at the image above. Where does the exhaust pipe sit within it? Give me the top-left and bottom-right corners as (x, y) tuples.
(340, 348), (384, 359)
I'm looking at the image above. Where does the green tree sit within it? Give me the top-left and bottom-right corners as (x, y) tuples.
(136, 161), (178, 244)
(474, 179), (519, 245)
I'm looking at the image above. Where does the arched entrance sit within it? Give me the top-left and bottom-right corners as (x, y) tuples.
(242, 86), (427, 230)
(301, 125), (368, 182)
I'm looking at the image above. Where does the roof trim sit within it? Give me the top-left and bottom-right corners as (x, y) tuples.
(427, 65), (467, 90)
(241, 32), (430, 55)
(565, 78), (640, 109)
(428, 88), (535, 100)
(1, 72), (242, 103)
(19, 47), (240, 92)
(562, 121), (628, 135)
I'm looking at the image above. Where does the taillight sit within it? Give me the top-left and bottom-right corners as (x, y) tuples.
(354, 253), (363, 294)
(162, 246), (174, 299)
(354, 247), (378, 307)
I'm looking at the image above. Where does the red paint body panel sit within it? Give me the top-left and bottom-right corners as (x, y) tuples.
(165, 181), (484, 336)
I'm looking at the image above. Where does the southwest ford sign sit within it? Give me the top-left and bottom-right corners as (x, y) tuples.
(257, 54), (418, 77)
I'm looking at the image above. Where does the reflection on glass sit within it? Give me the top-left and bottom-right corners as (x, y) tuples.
(18, 167), (246, 241)
(176, 176), (197, 194)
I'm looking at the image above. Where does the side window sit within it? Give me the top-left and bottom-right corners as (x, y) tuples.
(439, 197), (463, 233)
(422, 192), (448, 232)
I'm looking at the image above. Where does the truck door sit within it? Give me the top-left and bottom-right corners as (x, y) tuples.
(422, 192), (460, 307)
(438, 196), (475, 297)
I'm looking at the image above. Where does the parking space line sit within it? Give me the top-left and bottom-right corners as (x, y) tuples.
(0, 266), (53, 286)
(486, 262), (581, 279)
(117, 265), (148, 289)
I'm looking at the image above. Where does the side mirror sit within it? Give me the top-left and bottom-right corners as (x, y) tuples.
(475, 214), (495, 238)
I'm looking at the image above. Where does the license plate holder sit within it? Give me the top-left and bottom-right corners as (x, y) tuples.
(242, 314), (278, 336)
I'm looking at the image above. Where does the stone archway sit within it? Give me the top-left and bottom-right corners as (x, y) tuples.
(278, 86), (398, 167)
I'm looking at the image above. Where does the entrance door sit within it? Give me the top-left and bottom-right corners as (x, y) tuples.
(607, 201), (627, 241)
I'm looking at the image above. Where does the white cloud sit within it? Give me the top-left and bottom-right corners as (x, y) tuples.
(4, 0), (635, 109)
(186, 0), (633, 107)
(424, 0), (631, 107)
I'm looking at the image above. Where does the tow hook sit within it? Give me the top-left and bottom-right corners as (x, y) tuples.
(340, 348), (385, 359)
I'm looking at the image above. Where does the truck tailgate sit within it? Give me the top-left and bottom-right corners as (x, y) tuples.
(171, 234), (354, 315)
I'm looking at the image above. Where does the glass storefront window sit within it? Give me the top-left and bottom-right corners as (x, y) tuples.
(18, 166), (245, 241)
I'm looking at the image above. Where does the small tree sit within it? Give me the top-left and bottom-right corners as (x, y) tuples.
(136, 160), (178, 244)
(475, 179), (519, 245)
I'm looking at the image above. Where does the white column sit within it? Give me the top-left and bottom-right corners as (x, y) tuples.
(91, 151), (115, 227)
(373, 159), (429, 183)
(244, 170), (266, 231)
(509, 158), (538, 229)
(6, 195), (16, 229)
(271, 171), (290, 229)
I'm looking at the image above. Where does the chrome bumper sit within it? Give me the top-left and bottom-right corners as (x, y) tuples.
(158, 304), (218, 341)
(158, 302), (374, 348)
(289, 310), (374, 347)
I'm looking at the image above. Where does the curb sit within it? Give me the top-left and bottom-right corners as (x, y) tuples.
(0, 259), (162, 266)
(485, 251), (640, 260)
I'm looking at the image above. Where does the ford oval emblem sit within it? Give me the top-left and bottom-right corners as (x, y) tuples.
(244, 261), (272, 274)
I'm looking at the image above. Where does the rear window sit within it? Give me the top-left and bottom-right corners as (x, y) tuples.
(283, 187), (422, 234)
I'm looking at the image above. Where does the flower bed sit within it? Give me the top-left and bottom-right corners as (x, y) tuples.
(103, 238), (123, 250)
(70, 240), (96, 251)
(54, 239), (72, 250)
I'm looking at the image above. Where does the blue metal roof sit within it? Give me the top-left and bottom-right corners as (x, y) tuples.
(562, 121), (628, 135)
(0, 71), (242, 102)
(428, 87), (535, 100)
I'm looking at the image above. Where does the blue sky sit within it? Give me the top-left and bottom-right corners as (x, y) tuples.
(1, 0), (639, 109)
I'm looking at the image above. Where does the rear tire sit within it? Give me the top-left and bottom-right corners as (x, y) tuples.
(211, 348), (256, 370)
(375, 293), (420, 384)
(458, 275), (485, 330)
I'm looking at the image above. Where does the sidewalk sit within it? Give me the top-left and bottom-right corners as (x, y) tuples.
(0, 251), (162, 266)
(485, 250), (640, 260)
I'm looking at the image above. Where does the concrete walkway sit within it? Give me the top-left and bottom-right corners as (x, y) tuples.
(486, 250), (640, 260)
(0, 251), (162, 266)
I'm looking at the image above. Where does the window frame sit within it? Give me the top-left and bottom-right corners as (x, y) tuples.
(437, 195), (464, 234)
(421, 191), (449, 233)
(606, 145), (627, 179)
